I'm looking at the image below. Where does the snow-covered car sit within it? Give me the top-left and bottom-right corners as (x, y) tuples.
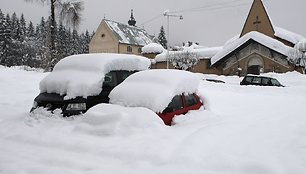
(240, 75), (284, 87)
(109, 69), (203, 125)
(31, 53), (151, 116)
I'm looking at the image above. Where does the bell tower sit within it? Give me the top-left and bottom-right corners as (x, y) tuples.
(240, 0), (274, 38)
(128, 9), (136, 26)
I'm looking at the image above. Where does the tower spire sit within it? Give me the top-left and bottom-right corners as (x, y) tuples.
(128, 9), (136, 26)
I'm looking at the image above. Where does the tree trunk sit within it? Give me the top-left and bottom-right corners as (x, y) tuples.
(50, 0), (56, 70)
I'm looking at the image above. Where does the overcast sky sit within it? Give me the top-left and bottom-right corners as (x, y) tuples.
(1, 0), (306, 46)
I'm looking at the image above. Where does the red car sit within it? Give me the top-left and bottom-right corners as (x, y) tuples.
(158, 93), (202, 125)
(109, 69), (203, 126)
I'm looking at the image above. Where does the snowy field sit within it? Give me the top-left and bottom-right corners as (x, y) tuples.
(1, 66), (306, 174)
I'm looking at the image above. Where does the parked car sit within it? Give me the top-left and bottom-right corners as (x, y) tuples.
(31, 53), (151, 116)
(109, 69), (203, 125)
(240, 75), (284, 87)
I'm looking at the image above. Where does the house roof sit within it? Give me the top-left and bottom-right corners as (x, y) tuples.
(274, 27), (305, 45)
(104, 19), (153, 46)
(211, 31), (295, 66)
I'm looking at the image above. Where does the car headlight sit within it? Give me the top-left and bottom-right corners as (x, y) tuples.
(66, 103), (86, 111)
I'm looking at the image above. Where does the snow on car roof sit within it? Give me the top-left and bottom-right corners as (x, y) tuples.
(109, 69), (200, 113)
(39, 53), (151, 100)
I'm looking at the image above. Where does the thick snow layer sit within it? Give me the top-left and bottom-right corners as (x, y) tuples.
(1, 66), (306, 174)
(109, 69), (200, 113)
(105, 20), (153, 46)
(39, 53), (151, 99)
(142, 43), (165, 54)
(155, 46), (222, 62)
(274, 27), (305, 44)
(81, 104), (165, 136)
(211, 31), (294, 65)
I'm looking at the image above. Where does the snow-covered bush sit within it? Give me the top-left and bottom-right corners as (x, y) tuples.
(169, 51), (200, 71)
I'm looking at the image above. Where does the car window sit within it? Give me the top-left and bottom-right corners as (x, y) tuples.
(252, 77), (261, 84)
(271, 79), (281, 86)
(103, 71), (117, 86)
(184, 94), (198, 107)
(163, 95), (183, 113)
(121, 71), (134, 81)
(262, 77), (270, 85)
(245, 76), (253, 83)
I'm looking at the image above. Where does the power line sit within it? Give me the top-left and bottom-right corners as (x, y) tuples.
(140, 0), (269, 26)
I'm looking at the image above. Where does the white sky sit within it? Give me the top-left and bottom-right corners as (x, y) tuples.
(1, 0), (305, 47)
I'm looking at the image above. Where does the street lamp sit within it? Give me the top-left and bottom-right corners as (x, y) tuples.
(163, 10), (183, 69)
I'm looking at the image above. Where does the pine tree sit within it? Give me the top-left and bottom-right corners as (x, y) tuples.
(0, 13), (12, 66)
(158, 26), (167, 49)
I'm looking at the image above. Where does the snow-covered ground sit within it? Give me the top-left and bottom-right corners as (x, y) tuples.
(1, 66), (306, 174)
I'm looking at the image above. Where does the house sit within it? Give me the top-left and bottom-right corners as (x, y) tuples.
(89, 10), (154, 55)
(210, 0), (305, 75)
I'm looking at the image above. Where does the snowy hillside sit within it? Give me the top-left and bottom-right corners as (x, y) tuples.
(1, 66), (306, 174)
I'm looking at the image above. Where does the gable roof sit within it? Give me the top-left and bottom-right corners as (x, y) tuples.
(211, 31), (294, 66)
(274, 27), (305, 45)
(104, 19), (153, 46)
(240, 0), (275, 38)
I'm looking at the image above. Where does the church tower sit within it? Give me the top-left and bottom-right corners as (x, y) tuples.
(128, 9), (136, 26)
(240, 0), (274, 38)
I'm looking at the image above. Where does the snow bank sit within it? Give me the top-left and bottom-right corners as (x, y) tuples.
(39, 53), (151, 100)
(211, 31), (294, 65)
(2, 67), (306, 174)
(109, 69), (200, 113)
(142, 43), (165, 54)
(80, 104), (165, 136)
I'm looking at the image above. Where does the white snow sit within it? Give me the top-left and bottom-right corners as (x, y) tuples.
(274, 27), (305, 45)
(141, 43), (165, 54)
(211, 31), (295, 65)
(105, 20), (153, 46)
(39, 53), (151, 100)
(81, 104), (165, 136)
(295, 38), (306, 52)
(109, 69), (200, 113)
(1, 66), (306, 174)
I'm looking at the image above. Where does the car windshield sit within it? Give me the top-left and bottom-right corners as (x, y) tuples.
(271, 79), (281, 86)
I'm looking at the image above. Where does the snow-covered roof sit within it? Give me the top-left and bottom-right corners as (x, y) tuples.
(109, 69), (200, 113)
(274, 27), (305, 45)
(155, 47), (223, 62)
(142, 43), (165, 54)
(104, 19), (153, 46)
(39, 53), (151, 100)
(295, 39), (306, 52)
(211, 31), (294, 66)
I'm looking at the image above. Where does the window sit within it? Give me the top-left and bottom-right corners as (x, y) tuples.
(252, 77), (261, 84)
(127, 46), (132, 52)
(101, 33), (105, 38)
(184, 94), (198, 107)
(245, 76), (253, 83)
(261, 77), (270, 85)
(103, 71), (117, 87)
(163, 95), (183, 113)
(138, 47), (142, 53)
(271, 79), (281, 86)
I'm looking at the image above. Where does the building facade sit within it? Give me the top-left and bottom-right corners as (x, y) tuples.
(89, 11), (154, 55)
